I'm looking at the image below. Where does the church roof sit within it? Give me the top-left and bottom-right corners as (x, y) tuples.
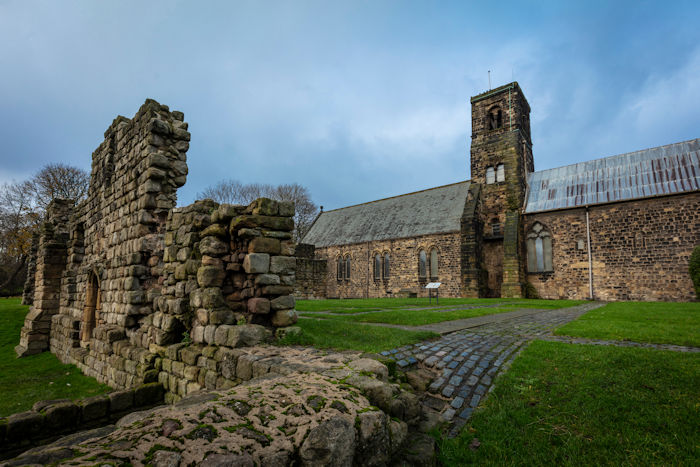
(524, 138), (700, 213)
(302, 181), (471, 247)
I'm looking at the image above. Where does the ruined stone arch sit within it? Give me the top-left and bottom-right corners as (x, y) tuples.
(81, 269), (102, 344)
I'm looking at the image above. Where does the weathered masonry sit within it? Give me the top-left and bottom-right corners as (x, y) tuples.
(298, 82), (700, 301)
(17, 100), (299, 401)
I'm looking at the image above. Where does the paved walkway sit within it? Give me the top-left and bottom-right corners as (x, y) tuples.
(300, 305), (554, 334)
(378, 302), (611, 436)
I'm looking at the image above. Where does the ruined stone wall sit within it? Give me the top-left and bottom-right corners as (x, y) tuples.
(42, 100), (190, 387)
(525, 192), (700, 301)
(18, 100), (301, 396)
(15, 200), (72, 356)
(314, 232), (463, 299)
(20, 233), (39, 305)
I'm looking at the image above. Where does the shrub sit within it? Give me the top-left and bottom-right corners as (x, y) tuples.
(522, 282), (540, 299)
(690, 245), (700, 300)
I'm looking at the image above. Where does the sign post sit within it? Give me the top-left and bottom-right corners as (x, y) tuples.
(425, 282), (442, 305)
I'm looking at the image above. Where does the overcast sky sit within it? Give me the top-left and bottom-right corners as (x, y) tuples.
(1, 0), (698, 210)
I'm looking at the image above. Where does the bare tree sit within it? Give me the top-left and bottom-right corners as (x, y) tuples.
(30, 163), (90, 210)
(0, 163), (89, 294)
(0, 181), (40, 292)
(198, 180), (319, 242)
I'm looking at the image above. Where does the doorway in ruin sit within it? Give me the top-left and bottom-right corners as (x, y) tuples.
(81, 272), (101, 344)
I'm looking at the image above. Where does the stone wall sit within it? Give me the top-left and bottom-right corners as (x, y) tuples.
(314, 232), (464, 298)
(17, 100), (301, 398)
(525, 192), (700, 301)
(295, 243), (328, 299)
(0, 383), (164, 460)
(15, 200), (72, 356)
(20, 233), (39, 305)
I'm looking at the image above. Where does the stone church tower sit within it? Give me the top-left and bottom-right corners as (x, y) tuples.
(470, 82), (533, 298)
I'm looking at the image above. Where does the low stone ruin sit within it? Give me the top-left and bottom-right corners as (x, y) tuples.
(3, 347), (439, 466)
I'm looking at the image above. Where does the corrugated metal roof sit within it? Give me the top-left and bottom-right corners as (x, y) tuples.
(302, 181), (471, 247)
(524, 138), (700, 213)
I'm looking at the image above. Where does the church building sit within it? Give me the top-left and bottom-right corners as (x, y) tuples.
(297, 83), (700, 301)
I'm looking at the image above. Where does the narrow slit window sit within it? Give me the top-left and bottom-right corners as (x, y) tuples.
(383, 253), (390, 279)
(419, 250), (427, 278)
(374, 254), (381, 280)
(337, 257), (343, 281)
(345, 256), (351, 280)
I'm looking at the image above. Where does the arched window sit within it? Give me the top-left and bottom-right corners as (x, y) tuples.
(345, 255), (351, 280)
(496, 163), (505, 182)
(430, 249), (439, 279)
(337, 256), (344, 281)
(383, 253), (390, 279)
(374, 254), (382, 280)
(81, 273), (100, 343)
(486, 166), (495, 184)
(527, 222), (553, 272)
(418, 250), (427, 278)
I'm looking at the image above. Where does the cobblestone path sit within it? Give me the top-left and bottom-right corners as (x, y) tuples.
(380, 302), (606, 436)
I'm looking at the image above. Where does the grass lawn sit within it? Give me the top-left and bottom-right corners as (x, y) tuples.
(0, 298), (111, 417)
(438, 340), (700, 466)
(296, 297), (582, 313)
(297, 298), (585, 326)
(556, 301), (700, 347)
(277, 317), (438, 353)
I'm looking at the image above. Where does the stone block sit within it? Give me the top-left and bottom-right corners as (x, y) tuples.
(274, 325), (302, 340)
(247, 297), (270, 314)
(278, 201), (295, 217)
(109, 390), (134, 413)
(248, 237), (281, 254)
(227, 324), (272, 347)
(201, 223), (227, 238)
(179, 346), (201, 366)
(230, 215), (294, 233)
(209, 308), (234, 325)
(204, 325), (216, 344)
(236, 354), (256, 380)
(133, 383), (165, 407)
(255, 274), (280, 286)
(270, 294), (295, 310)
(214, 325), (232, 345)
(251, 198), (279, 216)
(6, 411), (43, 442)
(80, 395), (110, 422)
(270, 309), (298, 327)
(197, 266), (225, 287)
(243, 253), (270, 274)
(199, 236), (228, 256)
(270, 255), (296, 274)
(261, 285), (294, 296)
